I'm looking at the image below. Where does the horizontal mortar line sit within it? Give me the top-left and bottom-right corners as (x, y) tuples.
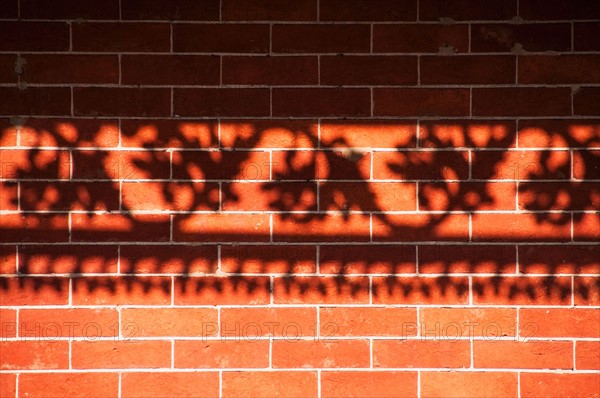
(4, 242), (600, 247)
(3, 179), (599, 184)
(2, 336), (598, 342)
(0, 368), (598, 374)
(1, 304), (597, 310)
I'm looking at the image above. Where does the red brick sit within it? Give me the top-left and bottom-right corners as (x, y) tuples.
(18, 245), (118, 274)
(472, 150), (571, 180)
(0, 0), (17, 18)
(0, 22), (69, 51)
(373, 24), (469, 53)
(272, 24), (370, 53)
(519, 55), (600, 84)
(522, 373), (600, 398)
(223, 181), (316, 212)
(372, 276), (470, 305)
(372, 151), (469, 180)
(72, 149), (170, 180)
(122, 0), (219, 20)
(420, 182), (516, 212)
(575, 22), (600, 51)
(223, 56), (318, 85)
(174, 150), (271, 181)
(320, 120), (417, 148)
(273, 339), (370, 368)
(319, 245), (415, 274)
(420, 0), (517, 20)
(174, 214), (270, 242)
(175, 340), (269, 368)
(374, 88), (470, 117)
(474, 341), (572, 369)
(419, 120), (516, 148)
(122, 373), (220, 398)
(421, 372), (518, 398)
(322, 371), (417, 398)
(74, 87), (170, 117)
(520, 308), (600, 338)
(21, 0), (119, 19)
(272, 149), (370, 180)
(19, 309), (118, 338)
(0, 87), (71, 116)
(0, 374), (15, 398)
(19, 372), (119, 398)
(420, 308), (517, 338)
(223, 0), (317, 21)
(221, 245), (316, 273)
(519, 182), (599, 211)
(19, 118), (120, 148)
(373, 214), (470, 242)
(273, 214), (371, 243)
(419, 245), (516, 274)
(520, 0), (600, 20)
(0, 181), (17, 211)
(321, 55), (417, 85)
(0, 245), (16, 274)
(575, 276), (600, 306)
(0, 214), (69, 243)
(576, 341), (600, 370)
(0, 148), (70, 179)
(122, 181), (219, 211)
(220, 119), (317, 149)
(173, 24), (269, 53)
(72, 341), (171, 369)
(220, 307), (317, 337)
(0, 277), (68, 305)
(273, 88), (371, 117)
(519, 245), (600, 274)
(0, 309), (16, 338)
(71, 213), (170, 242)
(121, 119), (218, 149)
(21, 181), (119, 211)
(122, 308), (218, 337)
(174, 276), (271, 305)
(0, 119), (17, 146)
(0, 341), (68, 370)
(472, 276), (572, 305)
(373, 340), (470, 368)
(574, 87), (600, 116)
(72, 276), (171, 305)
(72, 22), (170, 52)
(120, 245), (218, 274)
(0, 55), (14, 83)
(473, 88), (571, 116)
(471, 23), (571, 52)
(321, 0), (415, 21)
(574, 213), (600, 241)
(573, 150), (600, 179)
(321, 182), (416, 212)
(273, 276), (370, 304)
(517, 119), (600, 148)
(223, 371), (317, 398)
(122, 55), (220, 85)
(320, 307), (417, 337)
(175, 88), (270, 117)
(421, 55), (515, 84)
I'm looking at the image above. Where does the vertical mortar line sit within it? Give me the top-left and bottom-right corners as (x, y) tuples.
(570, 22), (574, 52)
(269, 87), (273, 117)
(171, 276), (175, 306)
(515, 244), (519, 275)
(118, 54), (122, 85)
(317, 370), (322, 398)
(573, 340), (577, 370)
(15, 374), (19, 398)
(269, 23), (273, 54)
(467, 23), (471, 52)
(370, 87), (374, 117)
(118, 373), (122, 398)
(170, 23), (173, 53)
(369, 338), (373, 368)
(467, 149), (472, 180)
(171, 339), (175, 369)
(70, 86), (74, 116)
(416, 119), (420, 148)
(417, 371), (421, 398)
(368, 276), (373, 305)
(170, 214), (174, 242)
(469, 334), (474, 369)
(370, 24), (373, 53)
(68, 276), (72, 305)
(468, 212), (472, 242)
(316, 245), (320, 274)
(468, 276), (473, 306)
(119, 180), (123, 211)
(317, 55), (321, 85)
(69, 21), (73, 52)
(517, 371), (521, 398)
(117, 245), (121, 274)
(316, 0), (320, 21)
(118, 0), (122, 20)
(515, 55), (519, 85)
(270, 275), (274, 305)
(415, 244), (419, 274)
(169, 150), (173, 180)
(469, 87), (472, 117)
(17, 181), (21, 211)
(570, 213), (574, 242)
(570, 86), (575, 116)
(571, 276), (575, 307)
(68, 212), (72, 242)
(516, 307), (520, 341)
(316, 306), (320, 340)
(15, 245), (19, 274)
(415, 181), (419, 211)
(417, 55), (420, 85)
(269, 213), (273, 243)
(170, 87), (174, 117)
(68, 339), (72, 369)
(218, 181), (222, 211)
(369, 213), (373, 242)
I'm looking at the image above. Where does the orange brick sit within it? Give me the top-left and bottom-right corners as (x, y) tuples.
(273, 214), (371, 243)
(420, 119), (516, 148)
(220, 307), (317, 338)
(71, 276), (171, 306)
(220, 119), (317, 149)
(122, 372), (219, 398)
(71, 213), (171, 243)
(521, 373), (600, 398)
(0, 277), (68, 306)
(0, 214), (69, 243)
(472, 214), (571, 242)
(18, 245), (118, 274)
(0, 341), (68, 370)
(574, 213), (600, 241)
(19, 309), (118, 338)
(319, 245), (415, 274)
(421, 371), (518, 398)
(273, 276), (370, 305)
(174, 214), (270, 242)
(0, 309), (16, 338)
(120, 119), (218, 149)
(419, 182), (516, 211)
(222, 371), (317, 398)
(175, 340), (269, 368)
(420, 308), (517, 338)
(320, 182), (416, 212)
(120, 245), (218, 274)
(520, 308), (600, 338)
(19, 373), (119, 398)
(221, 245), (316, 274)
(418, 245), (516, 274)
(576, 341), (600, 370)
(320, 307), (417, 337)
(373, 214), (469, 242)
(518, 119), (600, 148)
(320, 120), (416, 148)
(222, 181), (317, 212)
(0, 245), (16, 274)
(122, 308), (218, 337)
(0, 374), (15, 398)
(321, 371), (417, 398)
(474, 341), (572, 369)
(122, 181), (219, 211)
(72, 341), (171, 369)
(575, 276), (600, 306)
(473, 276), (572, 305)
(373, 340), (470, 368)
(272, 339), (370, 368)
(372, 277), (469, 305)
(174, 276), (270, 305)
(472, 150), (571, 180)
(373, 150), (469, 180)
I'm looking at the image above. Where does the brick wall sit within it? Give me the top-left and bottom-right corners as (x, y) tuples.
(1, 0), (599, 397)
